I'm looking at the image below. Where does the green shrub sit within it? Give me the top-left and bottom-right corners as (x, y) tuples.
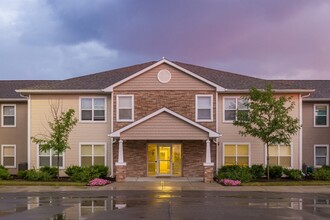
(17, 170), (28, 179)
(217, 165), (252, 183)
(250, 164), (265, 180)
(267, 166), (283, 179)
(283, 168), (303, 180)
(312, 166), (330, 180)
(39, 166), (58, 178)
(24, 169), (52, 181)
(0, 166), (11, 180)
(65, 165), (109, 182)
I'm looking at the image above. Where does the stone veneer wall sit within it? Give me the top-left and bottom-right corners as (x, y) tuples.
(113, 140), (216, 177)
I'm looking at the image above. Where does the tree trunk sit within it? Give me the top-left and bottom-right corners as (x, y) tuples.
(57, 152), (60, 180)
(266, 143), (270, 181)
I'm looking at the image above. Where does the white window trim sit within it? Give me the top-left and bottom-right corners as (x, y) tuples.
(195, 94), (213, 122)
(37, 145), (65, 169)
(1, 104), (16, 127)
(1, 144), (16, 168)
(222, 142), (251, 166)
(314, 144), (329, 168)
(314, 104), (329, 127)
(79, 97), (107, 123)
(223, 97), (248, 123)
(264, 143), (293, 168)
(116, 95), (134, 122)
(79, 142), (107, 166)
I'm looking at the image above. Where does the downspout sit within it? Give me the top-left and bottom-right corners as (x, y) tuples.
(20, 94), (31, 169)
(110, 93), (114, 177)
(299, 93), (311, 170)
(215, 92), (219, 172)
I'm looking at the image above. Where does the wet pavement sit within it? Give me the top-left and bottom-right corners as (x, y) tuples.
(0, 185), (329, 219)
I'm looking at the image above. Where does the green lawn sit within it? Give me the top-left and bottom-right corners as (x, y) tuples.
(242, 180), (330, 186)
(0, 180), (86, 186)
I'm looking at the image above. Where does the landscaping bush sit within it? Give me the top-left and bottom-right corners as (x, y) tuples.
(267, 165), (283, 179)
(312, 166), (330, 180)
(39, 166), (58, 178)
(250, 164), (265, 180)
(65, 165), (109, 182)
(217, 165), (252, 183)
(0, 165), (11, 180)
(17, 170), (28, 179)
(283, 168), (303, 180)
(24, 169), (52, 181)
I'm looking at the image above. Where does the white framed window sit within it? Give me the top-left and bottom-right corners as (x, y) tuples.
(80, 97), (106, 122)
(117, 95), (134, 122)
(80, 143), (106, 166)
(38, 146), (65, 169)
(196, 95), (213, 122)
(267, 144), (292, 168)
(1, 145), (16, 168)
(314, 145), (329, 167)
(1, 104), (16, 127)
(223, 143), (250, 166)
(314, 104), (328, 127)
(223, 97), (248, 122)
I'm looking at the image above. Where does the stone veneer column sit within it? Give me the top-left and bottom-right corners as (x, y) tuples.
(115, 139), (127, 182)
(203, 139), (214, 183)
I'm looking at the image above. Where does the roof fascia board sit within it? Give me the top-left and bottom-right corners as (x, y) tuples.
(0, 98), (27, 102)
(221, 89), (315, 93)
(16, 89), (104, 94)
(103, 59), (225, 92)
(303, 98), (330, 101)
(109, 107), (221, 138)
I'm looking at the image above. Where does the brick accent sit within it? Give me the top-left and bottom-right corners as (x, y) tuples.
(115, 165), (127, 182)
(113, 90), (216, 131)
(113, 140), (216, 178)
(203, 165), (214, 183)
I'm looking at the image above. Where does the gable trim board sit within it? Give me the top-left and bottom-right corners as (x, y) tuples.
(103, 59), (226, 92)
(109, 107), (221, 139)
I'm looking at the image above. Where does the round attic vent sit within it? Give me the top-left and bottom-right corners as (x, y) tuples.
(157, 69), (171, 83)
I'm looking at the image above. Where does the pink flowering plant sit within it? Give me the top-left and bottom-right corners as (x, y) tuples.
(87, 178), (110, 186)
(220, 179), (241, 186)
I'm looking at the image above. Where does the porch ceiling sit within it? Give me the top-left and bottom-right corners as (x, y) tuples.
(109, 108), (220, 140)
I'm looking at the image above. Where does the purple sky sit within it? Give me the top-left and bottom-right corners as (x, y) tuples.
(0, 0), (329, 80)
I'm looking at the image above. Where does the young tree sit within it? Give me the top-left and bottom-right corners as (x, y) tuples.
(31, 104), (78, 179)
(233, 86), (300, 180)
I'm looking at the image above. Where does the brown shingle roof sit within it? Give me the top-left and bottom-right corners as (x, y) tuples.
(0, 80), (58, 99)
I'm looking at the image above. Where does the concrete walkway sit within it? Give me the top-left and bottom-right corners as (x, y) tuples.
(0, 178), (330, 194)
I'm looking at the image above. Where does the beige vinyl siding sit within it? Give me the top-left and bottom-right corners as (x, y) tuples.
(115, 63), (214, 91)
(302, 101), (330, 166)
(0, 102), (28, 174)
(30, 94), (112, 175)
(121, 112), (209, 140)
(217, 93), (300, 168)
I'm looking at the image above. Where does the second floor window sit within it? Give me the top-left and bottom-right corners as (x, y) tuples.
(224, 97), (248, 122)
(1, 105), (16, 127)
(196, 95), (212, 121)
(117, 95), (134, 121)
(314, 104), (328, 127)
(80, 98), (106, 122)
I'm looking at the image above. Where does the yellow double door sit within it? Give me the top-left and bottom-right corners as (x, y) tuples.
(147, 144), (182, 176)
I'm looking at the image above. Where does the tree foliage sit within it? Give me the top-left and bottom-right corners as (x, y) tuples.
(233, 85), (300, 180)
(31, 103), (77, 179)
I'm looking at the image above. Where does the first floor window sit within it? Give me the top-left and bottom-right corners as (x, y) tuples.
(39, 147), (64, 168)
(1, 145), (16, 168)
(268, 144), (291, 167)
(223, 143), (249, 166)
(80, 144), (106, 166)
(314, 145), (329, 167)
(196, 95), (213, 121)
(2, 105), (16, 127)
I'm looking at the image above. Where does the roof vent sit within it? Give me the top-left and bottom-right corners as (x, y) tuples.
(157, 69), (171, 83)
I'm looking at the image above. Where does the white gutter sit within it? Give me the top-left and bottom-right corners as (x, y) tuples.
(220, 89), (315, 93)
(303, 98), (330, 101)
(0, 98), (28, 101)
(299, 93), (311, 170)
(16, 89), (104, 94)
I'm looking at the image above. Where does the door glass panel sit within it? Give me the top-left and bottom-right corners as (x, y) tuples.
(158, 146), (171, 175)
(147, 144), (157, 176)
(159, 161), (171, 175)
(172, 144), (182, 176)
